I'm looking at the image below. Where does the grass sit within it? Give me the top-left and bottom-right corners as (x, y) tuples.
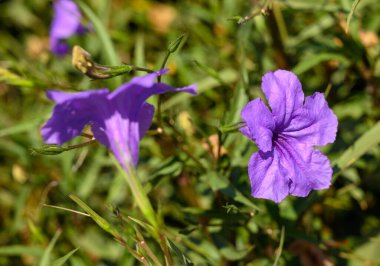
(1, 0), (380, 265)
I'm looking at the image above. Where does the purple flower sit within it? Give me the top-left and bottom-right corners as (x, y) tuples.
(240, 70), (338, 203)
(50, 0), (87, 56)
(41, 70), (197, 169)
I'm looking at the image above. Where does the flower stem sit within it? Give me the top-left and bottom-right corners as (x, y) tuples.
(219, 122), (245, 134)
(156, 34), (186, 129)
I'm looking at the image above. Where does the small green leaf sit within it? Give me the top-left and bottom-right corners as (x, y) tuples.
(0, 245), (43, 256)
(38, 230), (61, 266)
(51, 248), (79, 266)
(336, 121), (380, 171)
(206, 171), (261, 211)
(167, 239), (194, 266)
(69, 194), (121, 239)
(292, 53), (349, 75)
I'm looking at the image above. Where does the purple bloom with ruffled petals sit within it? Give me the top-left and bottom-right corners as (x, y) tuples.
(240, 70), (338, 203)
(50, 0), (87, 56)
(41, 70), (197, 169)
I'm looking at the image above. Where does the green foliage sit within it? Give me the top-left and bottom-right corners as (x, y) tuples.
(1, 0), (380, 265)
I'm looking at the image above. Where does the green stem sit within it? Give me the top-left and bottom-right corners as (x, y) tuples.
(112, 154), (158, 231)
(156, 51), (171, 129)
(219, 122), (245, 134)
(156, 34), (186, 128)
(66, 139), (96, 150)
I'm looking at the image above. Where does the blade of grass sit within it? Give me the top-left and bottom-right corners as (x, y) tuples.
(0, 245), (43, 257)
(69, 194), (121, 240)
(273, 226), (285, 266)
(335, 120), (380, 172)
(38, 230), (61, 266)
(51, 248), (79, 266)
(346, 0), (361, 33)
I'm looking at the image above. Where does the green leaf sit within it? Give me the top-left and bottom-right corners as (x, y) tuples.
(346, 0), (361, 33)
(167, 239), (194, 266)
(69, 194), (121, 239)
(51, 248), (79, 266)
(38, 230), (61, 266)
(292, 53), (349, 75)
(206, 171), (261, 211)
(0, 245), (43, 256)
(286, 15), (335, 47)
(348, 234), (380, 266)
(336, 121), (380, 171)
(162, 68), (238, 111)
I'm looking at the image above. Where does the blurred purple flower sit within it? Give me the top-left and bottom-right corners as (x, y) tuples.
(240, 70), (338, 203)
(50, 0), (87, 56)
(41, 70), (197, 169)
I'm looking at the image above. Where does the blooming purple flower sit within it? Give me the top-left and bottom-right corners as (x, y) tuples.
(41, 70), (197, 169)
(240, 70), (338, 203)
(50, 0), (87, 56)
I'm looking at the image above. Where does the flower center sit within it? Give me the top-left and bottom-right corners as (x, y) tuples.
(272, 131), (280, 143)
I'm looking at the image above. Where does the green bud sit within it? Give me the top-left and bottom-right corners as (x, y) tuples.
(168, 34), (186, 53)
(31, 144), (69, 156)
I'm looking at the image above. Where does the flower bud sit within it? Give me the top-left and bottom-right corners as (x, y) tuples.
(31, 144), (69, 155)
(72, 45), (112, 79)
(168, 34), (185, 53)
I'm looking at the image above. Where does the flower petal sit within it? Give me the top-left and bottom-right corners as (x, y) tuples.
(240, 99), (275, 152)
(50, 0), (83, 55)
(41, 89), (108, 144)
(282, 92), (338, 146)
(261, 70), (304, 128)
(110, 70), (197, 110)
(91, 102), (155, 168)
(248, 150), (291, 203)
(276, 138), (332, 198)
(138, 103), (155, 140)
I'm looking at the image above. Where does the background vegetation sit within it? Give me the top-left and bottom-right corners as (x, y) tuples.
(1, 0), (380, 265)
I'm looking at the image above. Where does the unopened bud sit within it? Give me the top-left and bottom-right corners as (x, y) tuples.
(168, 34), (185, 53)
(72, 45), (112, 79)
(31, 144), (69, 156)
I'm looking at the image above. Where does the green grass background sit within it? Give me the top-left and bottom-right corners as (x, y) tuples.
(1, 0), (380, 265)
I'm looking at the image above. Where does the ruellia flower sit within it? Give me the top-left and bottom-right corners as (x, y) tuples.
(41, 70), (197, 169)
(240, 70), (338, 203)
(50, 0), (87, 56)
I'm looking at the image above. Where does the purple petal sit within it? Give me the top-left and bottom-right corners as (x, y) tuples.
(91, 102), (155, 168)
(248, 137), (332, 203)
(240, 99), (275, 152)
(50, 39), (70, 56)
(50, 0), (83, 55)
(282, 92), (338, 146)
(261, 70), (304, 128)
(41, 89), (108, 144)
(91, 111), (138, 168)
(275, 138), (332, 198)
(138, 103), (155, 140)
(248, 150), (291, 203)
(110, 70), (196, 108)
